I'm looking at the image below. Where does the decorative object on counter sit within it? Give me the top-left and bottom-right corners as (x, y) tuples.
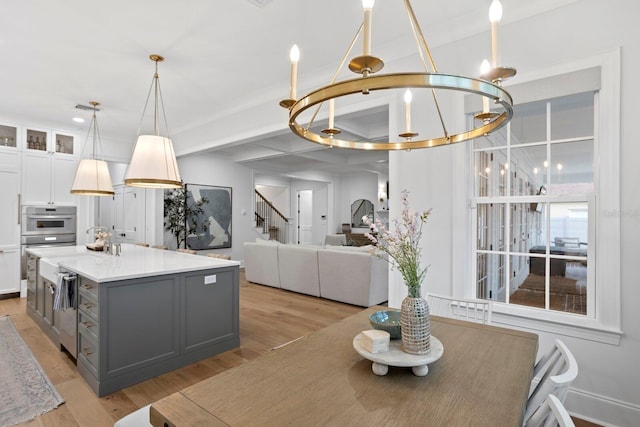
(0, 316), (64, 425)
(279, 0), (514, 151)
(363, 189), (432, 355)
(369, 309), (401, 339)
(360, 329), (390, 353)
(124, 54), (181, 189)
(70, 101), (115, 196)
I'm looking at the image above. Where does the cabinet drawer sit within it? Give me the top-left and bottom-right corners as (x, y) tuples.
(78, 292), (99, 319)
(78, 311), (99, 341)
(78, 279), (98, 299)
(78, 332), (99, 376)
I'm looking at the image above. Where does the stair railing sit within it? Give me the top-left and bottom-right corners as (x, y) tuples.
(255, 190), (289, 244)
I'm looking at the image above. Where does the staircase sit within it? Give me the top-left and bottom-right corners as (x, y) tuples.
(255, 190), (289, 244)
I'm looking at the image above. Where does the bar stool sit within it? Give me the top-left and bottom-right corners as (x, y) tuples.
(151, 245), (168, 250)
(136, 243), (150, 247)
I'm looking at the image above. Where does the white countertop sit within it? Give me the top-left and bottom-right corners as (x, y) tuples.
(27, 244), (239, 283)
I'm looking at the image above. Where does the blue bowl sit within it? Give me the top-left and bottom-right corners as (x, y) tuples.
(369, 310), (402, 339)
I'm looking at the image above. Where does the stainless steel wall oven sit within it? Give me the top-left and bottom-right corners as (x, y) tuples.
(20, 205), (77, 279)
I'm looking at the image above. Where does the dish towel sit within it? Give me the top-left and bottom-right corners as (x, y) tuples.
(53, 274), (75, 311)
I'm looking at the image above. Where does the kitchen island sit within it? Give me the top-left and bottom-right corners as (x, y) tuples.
(25, 244), (240, 397)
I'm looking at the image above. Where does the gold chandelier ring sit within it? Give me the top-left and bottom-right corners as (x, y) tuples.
(288, 72), (514, 151)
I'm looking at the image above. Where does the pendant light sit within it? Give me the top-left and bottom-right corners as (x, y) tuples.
(70, 101), (115, 196)
(124, 54), (182, 188)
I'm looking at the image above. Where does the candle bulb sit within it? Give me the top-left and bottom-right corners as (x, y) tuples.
(489, 0), (502, 68)
(480, 59), (491, 113)
(329, 99), (335, 129)
(362, 0), (375, 56)
(404, 89), (412, 133)
(289, 44), (300, 100)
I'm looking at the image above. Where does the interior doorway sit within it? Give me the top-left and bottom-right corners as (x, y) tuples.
(297, 189), (312, 245)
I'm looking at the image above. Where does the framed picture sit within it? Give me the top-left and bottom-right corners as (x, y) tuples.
(185, 184), (232, 250)
(163, 184), (232, 250)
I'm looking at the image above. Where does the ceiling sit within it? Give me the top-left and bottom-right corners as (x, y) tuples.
(0, 0), (575, 178)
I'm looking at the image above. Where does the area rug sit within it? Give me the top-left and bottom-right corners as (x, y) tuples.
(0, 315), (64, 427)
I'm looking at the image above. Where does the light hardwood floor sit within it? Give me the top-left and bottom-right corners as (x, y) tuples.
(1, 270), (599, 426)
(1, 271), (360, 426)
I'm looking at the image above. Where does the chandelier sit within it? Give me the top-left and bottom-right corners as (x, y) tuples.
(125, 54), (182, 188)
(279, 0), (516, 150)
(70, 101), (115, 196)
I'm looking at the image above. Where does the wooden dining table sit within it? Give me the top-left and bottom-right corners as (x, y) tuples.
(150, 306), (538, 426)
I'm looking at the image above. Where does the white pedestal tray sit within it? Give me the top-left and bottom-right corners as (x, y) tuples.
(353, 333), (444, 376)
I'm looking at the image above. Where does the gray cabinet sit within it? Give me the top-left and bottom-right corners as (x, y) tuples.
(77, 265), (239, 397)
(26, 254), (61, 346)
(25, 252), (37, 310)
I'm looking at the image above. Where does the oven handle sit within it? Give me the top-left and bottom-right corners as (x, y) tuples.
(27, 215), (75, 220)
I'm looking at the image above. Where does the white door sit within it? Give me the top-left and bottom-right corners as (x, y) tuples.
(297, 190), (312, 245)
(0, 162), (20, 294)
(112, 185), (144, 244)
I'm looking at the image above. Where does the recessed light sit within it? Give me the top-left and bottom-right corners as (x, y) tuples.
(73, 117), (85, 123)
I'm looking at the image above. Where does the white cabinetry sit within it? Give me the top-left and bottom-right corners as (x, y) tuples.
(0, 147), (21, 295)
(101, 185), (145, 244)
(21, 127), (78, 205)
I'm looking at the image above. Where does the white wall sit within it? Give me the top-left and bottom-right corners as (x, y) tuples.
(387, 1), (640, 425)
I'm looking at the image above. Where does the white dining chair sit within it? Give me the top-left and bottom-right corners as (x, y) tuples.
(426, 292), (493, 324)
(113, 404), (152, 427)
(524, 339), (579, 424)
(525, 394), (575, 427)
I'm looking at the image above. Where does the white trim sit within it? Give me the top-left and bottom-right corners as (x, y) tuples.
(491, 307), (622, 345)
(565, 385), (640, 427)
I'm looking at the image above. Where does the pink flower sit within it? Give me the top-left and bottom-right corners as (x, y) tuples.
(363, 190), (431, 297)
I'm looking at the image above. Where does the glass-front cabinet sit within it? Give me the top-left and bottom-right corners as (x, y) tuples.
(0, 124), (18, 148)
(25, 127), (75, 155)
(54, 132), (74, 155)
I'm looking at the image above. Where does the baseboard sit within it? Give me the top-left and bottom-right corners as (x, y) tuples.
(567, 385), (640, 427)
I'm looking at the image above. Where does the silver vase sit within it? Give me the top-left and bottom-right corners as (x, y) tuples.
(400, 296), (431, 355)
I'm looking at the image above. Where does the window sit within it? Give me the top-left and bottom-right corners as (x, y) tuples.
(473, 93), (593, 316)
(465, 52), (622, 343)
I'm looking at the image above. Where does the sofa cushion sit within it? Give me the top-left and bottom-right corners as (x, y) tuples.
(277, 245), (321, 297)
(244, 242), (280, 288)
(318, 249), (388, 307)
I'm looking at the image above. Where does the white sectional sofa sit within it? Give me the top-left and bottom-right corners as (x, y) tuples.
(243, 240), (388, 307)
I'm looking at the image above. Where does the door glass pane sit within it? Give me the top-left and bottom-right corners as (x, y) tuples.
(510, 101), (547, 144)
(550, 92), (594, 140)
(476, 203), (505, 251)
(477, 253), (505, 302)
